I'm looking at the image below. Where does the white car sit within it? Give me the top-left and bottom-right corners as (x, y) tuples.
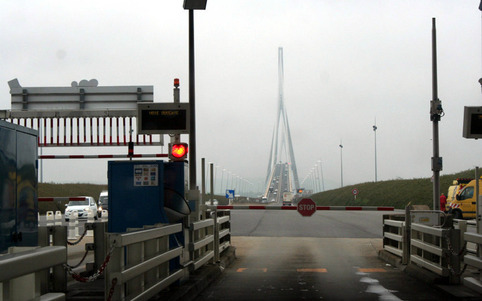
(64, 196), (98, 221)
(97, 190), (108, 217)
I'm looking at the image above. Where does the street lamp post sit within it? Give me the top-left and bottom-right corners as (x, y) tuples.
(373, 124), (378, 182)
(183, 0), (207, 191)
(339, 143), (344, 188)
(318, 160), (325, 191)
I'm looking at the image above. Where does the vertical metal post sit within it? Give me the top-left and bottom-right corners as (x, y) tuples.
(201, 158), (206, 219)
(373, 123), (378, 182)
(188, 9), (197, 191)
(404, 205), (412, 265)
(339, 143), (344, 188)
(476, 167), (481, 235)
(37, 226), (49, 294)
(94, 222), (106, 272)
(52, 226), (67, 292)
(210, 163), (214, 205)
(431, 18), (442, 211)
(213, 209), (220, 262)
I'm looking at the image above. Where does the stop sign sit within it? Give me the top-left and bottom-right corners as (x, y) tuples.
(297, 198), (316, 217)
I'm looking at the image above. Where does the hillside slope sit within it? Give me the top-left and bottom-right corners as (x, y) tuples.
(311, 169), (476, 209)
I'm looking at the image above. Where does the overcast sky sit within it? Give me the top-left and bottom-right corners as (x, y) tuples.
(1, 1), (482, 193)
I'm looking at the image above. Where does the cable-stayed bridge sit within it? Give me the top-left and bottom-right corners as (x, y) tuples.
(263, 48), (300, 204)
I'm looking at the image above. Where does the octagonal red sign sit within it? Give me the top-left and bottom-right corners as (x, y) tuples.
(297, 198), (316, 217)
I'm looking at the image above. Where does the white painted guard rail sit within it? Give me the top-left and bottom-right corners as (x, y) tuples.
(410, 223), (462, 284)
(382, 217), (408, 264)
(463, 232), (482, 293)
(190, 219), (215, 271)
(105, 223), (184, 301)
(0, 246), (66, 300)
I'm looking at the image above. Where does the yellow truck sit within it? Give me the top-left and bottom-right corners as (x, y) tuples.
(446, 178), (472, 203)
(447, 178), (480, 219)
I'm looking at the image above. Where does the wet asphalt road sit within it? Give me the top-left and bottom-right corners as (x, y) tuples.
(193, 210), (461, 301)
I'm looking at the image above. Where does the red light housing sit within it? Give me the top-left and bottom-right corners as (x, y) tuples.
(169, 143), (188, 161)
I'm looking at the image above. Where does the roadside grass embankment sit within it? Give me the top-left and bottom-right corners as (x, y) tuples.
(310, 169), (476, 209)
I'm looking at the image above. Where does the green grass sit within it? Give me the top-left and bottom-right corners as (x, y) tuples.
(311, 169), (476, 209)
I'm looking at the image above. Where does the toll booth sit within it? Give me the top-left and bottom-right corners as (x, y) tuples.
(0, 120), (38, 253)
(108, 160), (190, 271)
(107, 161), (190, 233)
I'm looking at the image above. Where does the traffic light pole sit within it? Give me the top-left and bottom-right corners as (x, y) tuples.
(188, 9), (197, 191)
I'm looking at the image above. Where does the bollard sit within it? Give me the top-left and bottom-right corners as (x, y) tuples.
(102, 210), (108, 220)
(46, 211), (54, 226)
(86, 211), (95, 237)
(68, 212), (79, 240)
(54, 211), (62, 226)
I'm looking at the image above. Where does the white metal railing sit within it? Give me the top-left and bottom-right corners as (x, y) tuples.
(216, 215), (231, 255)
(189, 219), (215, 271)
(105, 223), (184, 301)
(382, 217), (408, 264)
(453, 219), (477, 255)
(0, 246), (66, 301)
(410, 223), (462, 284)
(463, 232), (482, 293)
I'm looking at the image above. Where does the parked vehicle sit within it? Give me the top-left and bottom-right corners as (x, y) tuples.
(447, 178), (481, 219)
(64, 196), (98, 222)
(97, 190), (108, 217)
(446, 178), (472, 204)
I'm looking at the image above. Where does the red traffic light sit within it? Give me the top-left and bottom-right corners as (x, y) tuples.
(169, 143), (188, 161)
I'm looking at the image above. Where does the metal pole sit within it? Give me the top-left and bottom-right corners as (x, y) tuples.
(373, 124), (378, 182)
(476, 167), (480, 235)
(339, 143), (344, 188)
(201, 157), (206, 203)
(319, 160), (325, 191)
(431, 18), (442, 210)
(210, 163), (214, 205)
(188, 9), (197, 191)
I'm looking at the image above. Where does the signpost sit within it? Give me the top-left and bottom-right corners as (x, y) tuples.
(297, 198), (316, 217)
(226, 190), (235, 200)
(352, 188), (359, 200)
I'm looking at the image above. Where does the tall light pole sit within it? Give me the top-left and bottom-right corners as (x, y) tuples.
(183, 0), (207, 191)
(318, 159), (325, 191)
(430, 18), (443, 210)
(339, 143), (344, 188)
(373, 123), (378, 182)
(314, 165), (319, 192)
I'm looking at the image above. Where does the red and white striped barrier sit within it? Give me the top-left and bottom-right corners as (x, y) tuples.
(39, 154), (168, 159)
(205, 205), (394, 211)
(39, 196), (91, 202)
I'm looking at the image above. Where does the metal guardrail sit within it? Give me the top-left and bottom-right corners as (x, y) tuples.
(105, 223), (184, 301)
(190, 218), (215, 271)
(382, 211), (474, 285)
(0, 245), (67, 300)
(463, 232), (482, 293)
(382, 216), (408, 264)
(216, 214), (231, 257)
(410, 223), (462, 284)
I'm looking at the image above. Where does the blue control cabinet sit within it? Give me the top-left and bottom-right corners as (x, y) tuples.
(108, 161), (168, 233)
(0, 120), (38, 253)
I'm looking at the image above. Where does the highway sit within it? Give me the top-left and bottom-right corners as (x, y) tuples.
(194, 210), (454, 300)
